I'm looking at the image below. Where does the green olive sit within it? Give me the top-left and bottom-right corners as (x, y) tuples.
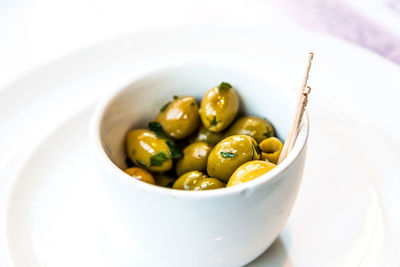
(199, 82), (239, 132)
(154, 173), (176, 188)
(192, 125), (225, 146)
(124, 167), (155, 184)
(207, 135), (260, 182)
(126, 129), (172, 172)
(227, 160), (276, 187)
(259, 137), (283, 164)
(226, 116), (275, 143)
(172, 171), (208, 190)
(176, 142), (212, 176)
(190, 178), (225, 190)
(156, 96), (200, 139)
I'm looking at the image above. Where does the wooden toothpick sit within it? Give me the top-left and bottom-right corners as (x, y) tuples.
(277, 53), (314, 164)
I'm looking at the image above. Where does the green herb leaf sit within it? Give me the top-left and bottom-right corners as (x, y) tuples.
(136, 159), (148, 168)
(173, 95), (179, 100)
(220, 152), (238, 158)
(218, 82), (232, 91)
(190, 102), (195, 106)
(150, 151), (171, 166)
(210, 116), (218, 126)
(148, 121), (163, 132)
(131, 149), (136, 155)
(148, 121), (183, 159)
(263, 132), (272, 138)
(148, 121), (168, 138)
(160, 101), (171, 112)
(166, 139), (183, 159)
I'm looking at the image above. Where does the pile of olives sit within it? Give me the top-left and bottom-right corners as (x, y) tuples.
(123, 82), (283, 190)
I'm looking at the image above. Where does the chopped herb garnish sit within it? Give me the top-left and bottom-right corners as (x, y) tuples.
(131, 149), (136, 155)
(190, 102), (195, 106)
(148, 121), (168, 138)
(148, 121), (163, 132)
(136, 159), (148, 168)
(173, 95), (179, 100)
(160, 101), (170, 112)
(220, 152), (238, 158)
(210, 116), (218, 126)
(166, 139), (183, 159)
(150, 151), (171, 166)
(218, 82), (232, 91)
(148, 121), (183, 159)
(263, 132), (272, 138)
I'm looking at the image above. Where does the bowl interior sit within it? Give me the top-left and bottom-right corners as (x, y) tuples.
(98, 64), (296, 170)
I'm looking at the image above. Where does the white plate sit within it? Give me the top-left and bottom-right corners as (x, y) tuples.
(1, 26), (400, 267)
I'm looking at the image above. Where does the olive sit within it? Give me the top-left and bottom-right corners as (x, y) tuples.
(192, 125), (225, 146)
(156, 96), (200, 139)
(172, 171), (208, 190)
(176, 142), (212, 176)
(199, 82), (239, 132)
(154, 173), (176, 188)
(207, 135), (260, 182)
(190, 178), (225, 191)
(259, 137), (283, 164)
(126, 129), (172, 172)
(226, 116), (275, 143)
(227, 160), (276, 187)
(124, 167), (155, 185)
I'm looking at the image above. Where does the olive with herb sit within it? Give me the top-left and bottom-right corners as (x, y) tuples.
(176, 142), (212, 176)
(156, 96), (200, 139)
(192, 125), (225, 146)
(172, 171), (208, 190)
(189, 178), (225, 191)
(227, 160), (276, 187)
(199, 82), (239, 132)
(124, 167), (155, 185)
(226, 116), (275, 144)
(207, 135), (260, 182)
(126, 129), (172, 172)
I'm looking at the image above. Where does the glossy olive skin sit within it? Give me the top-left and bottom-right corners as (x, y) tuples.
(227, 160), (276, 187)
(207, 135), (260, 182)
(154, 173), (176, 188)
(124, 167), (155, 184)
(126, 129), (172, 172)
(259, 137), (283, 164)
(192, 125), (225, 146)
(172, 171), (208, 190)
(226, 116), (275, 144)
(176, 142), (212, 176)
(190, 178), (225, 191)
(199, 84), (239, 132)
(156, 96), (200, 139)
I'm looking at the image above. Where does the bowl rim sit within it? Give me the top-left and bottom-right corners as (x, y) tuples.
(89, 62), (309, 199)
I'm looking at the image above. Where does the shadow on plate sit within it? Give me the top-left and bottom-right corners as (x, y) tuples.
(246, 237), (292, 267)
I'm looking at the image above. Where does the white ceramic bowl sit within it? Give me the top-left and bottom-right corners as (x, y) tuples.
(90, 63), (309, 267)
